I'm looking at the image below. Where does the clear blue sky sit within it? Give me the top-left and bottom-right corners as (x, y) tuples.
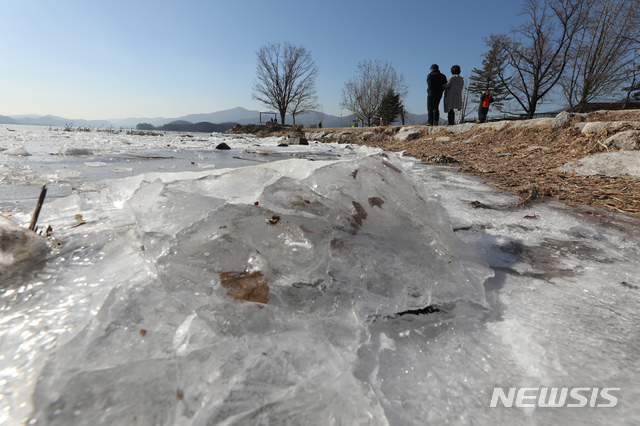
(1, 0), (526, 120)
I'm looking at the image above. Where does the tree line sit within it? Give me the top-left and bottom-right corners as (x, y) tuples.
(251, 43), (409, 127)
(252, 0), (640, 126)
(474, 0), (640, 119)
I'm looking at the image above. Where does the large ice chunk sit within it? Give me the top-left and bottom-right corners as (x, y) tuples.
(129, 155), (492, 319)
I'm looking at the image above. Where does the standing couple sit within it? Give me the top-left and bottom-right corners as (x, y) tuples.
(426, 64), (464, 126)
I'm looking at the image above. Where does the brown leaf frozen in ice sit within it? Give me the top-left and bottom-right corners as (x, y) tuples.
(219, 271), (269, 304)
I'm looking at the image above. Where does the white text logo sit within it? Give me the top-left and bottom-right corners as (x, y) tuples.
(490, 387), (620, 408)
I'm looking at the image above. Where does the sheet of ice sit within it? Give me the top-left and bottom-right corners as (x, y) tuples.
(1, 125), (639, 425)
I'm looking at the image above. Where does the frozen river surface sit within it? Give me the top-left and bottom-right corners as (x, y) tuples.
(1, 125), (639, 425)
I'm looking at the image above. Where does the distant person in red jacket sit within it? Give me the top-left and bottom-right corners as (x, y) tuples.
(478, 90), (494, 123)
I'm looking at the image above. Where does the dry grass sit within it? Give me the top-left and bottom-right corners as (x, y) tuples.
(305, 110), (640, 216)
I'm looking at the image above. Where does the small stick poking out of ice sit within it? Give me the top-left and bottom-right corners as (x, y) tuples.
(29, 184), (47, 231)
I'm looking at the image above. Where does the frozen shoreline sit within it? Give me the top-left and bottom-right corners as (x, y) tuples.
(2, 125), (640, 425)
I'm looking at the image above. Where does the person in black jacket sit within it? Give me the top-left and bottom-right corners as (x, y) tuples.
(426, 64), (447, 126)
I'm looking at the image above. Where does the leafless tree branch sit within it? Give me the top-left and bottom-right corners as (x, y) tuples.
(252, 42), (318, 125)
(340, 60), (408, 127)
(561, 0), (640, 111)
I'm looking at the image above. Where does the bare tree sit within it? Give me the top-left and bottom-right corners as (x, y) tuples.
(252, 42), (318, 126)
(459, 75), (477, 123)
(490, 0), (587, 119)
(622, 51), (640, 107)
(287, 88), (319, 125)
(399, 106), (407, 125)
(340, 60), (408, 127)
(561, 0), (640, 111)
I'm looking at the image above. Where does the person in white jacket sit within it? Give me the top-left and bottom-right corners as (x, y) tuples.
(442, 65), (464, 125)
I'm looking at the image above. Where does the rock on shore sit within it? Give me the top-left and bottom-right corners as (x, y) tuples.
(558, 151), (640, 178)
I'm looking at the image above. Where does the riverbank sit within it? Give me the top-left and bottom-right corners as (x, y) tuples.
(302, 110), (640, 216)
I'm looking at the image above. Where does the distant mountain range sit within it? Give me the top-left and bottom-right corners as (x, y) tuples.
(0, 107), (428, 130)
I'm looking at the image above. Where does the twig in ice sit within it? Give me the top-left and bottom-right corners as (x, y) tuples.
(29, 184), (47, 231)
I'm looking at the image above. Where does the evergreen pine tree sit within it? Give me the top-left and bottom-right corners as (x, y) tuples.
(468, 43), (510, 112)
(376, 89), (403, 124)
